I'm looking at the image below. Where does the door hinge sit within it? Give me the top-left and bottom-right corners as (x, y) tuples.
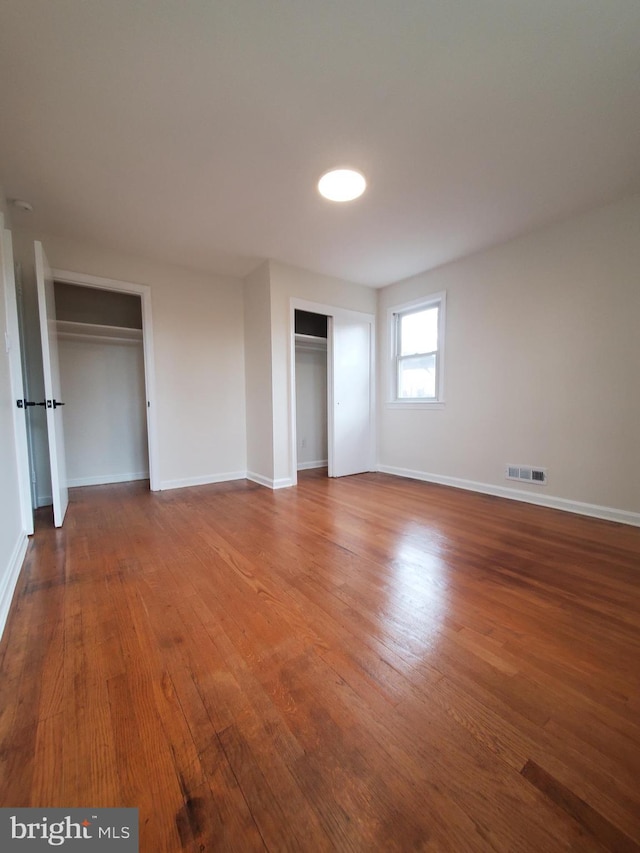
(17, 399), (45, 409)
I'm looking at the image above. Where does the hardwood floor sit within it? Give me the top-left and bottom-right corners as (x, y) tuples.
(1, 471), (639, 851)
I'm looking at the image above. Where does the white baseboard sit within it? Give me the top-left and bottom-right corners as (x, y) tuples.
(36, 494), (52, 508)
(246, 471), (273, 488)
(377, 465), (640, 527)
(68, 471), (149, 487)
(159, 471), (246, 491)
(246, 472), (294, 490)
(273, 477), (294, 490)
(0, 531), (28, 642)
(297, 459), (328, 471)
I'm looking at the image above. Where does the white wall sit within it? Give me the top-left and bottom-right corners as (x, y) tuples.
(0, 204), (29, 639)
(378, 194), (640, 520)
(12, 229), (247, 492)
(269, 260), (377, 484)
(295, 343), (328, 468)
(244, 262), (274, 484)
(58, 336), (149, 486)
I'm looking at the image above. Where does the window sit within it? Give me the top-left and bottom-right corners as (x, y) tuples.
(390, 293), (445, 405)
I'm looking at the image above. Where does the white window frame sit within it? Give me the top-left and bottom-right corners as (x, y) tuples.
(387, 292), (446, 408)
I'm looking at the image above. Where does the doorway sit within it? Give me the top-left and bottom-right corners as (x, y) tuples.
(49, 268), (159, 496)
(54, 281), (149, 488)
(294, 310), (328, 473)
(290, 299), (375, 485)
(20, 256), (160, 527)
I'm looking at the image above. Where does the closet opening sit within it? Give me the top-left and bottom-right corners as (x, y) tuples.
(294, 309), (328, 477)
(53, 281), (151, 490)
(290, 300), (375, 485)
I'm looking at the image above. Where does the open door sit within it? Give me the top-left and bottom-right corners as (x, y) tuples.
(329, 312), (374, 477)
(35, 241), (69, 527)
(1, 218), (33, 534)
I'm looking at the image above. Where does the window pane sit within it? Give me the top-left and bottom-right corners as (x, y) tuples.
(398, 353), (436, 398)
(399, 307), (438, 356)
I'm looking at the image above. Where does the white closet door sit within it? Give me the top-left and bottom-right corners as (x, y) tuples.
(35, 241), (69, 527)
(329, 313), (374, 477)
(1, 220), (33, 533)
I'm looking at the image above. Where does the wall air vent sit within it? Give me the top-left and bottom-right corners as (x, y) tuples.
(506, 465), (547, 485)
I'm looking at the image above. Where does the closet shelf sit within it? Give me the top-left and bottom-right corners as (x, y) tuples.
(295, 333), (327, 351)
(56, 320), (143, 343)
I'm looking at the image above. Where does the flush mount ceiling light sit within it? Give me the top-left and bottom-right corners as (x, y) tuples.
(318, 168), (366, 202)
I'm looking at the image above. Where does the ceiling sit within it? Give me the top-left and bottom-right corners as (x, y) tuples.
(1, 1), (639, 287)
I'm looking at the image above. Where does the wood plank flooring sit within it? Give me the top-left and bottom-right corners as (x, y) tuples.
(1, 471), (639, 851)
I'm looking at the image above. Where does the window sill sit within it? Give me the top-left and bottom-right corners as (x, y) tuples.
(386, 400), (446, 410)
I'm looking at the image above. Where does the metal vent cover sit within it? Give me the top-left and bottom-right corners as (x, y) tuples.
(506, 465), (547, 485)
